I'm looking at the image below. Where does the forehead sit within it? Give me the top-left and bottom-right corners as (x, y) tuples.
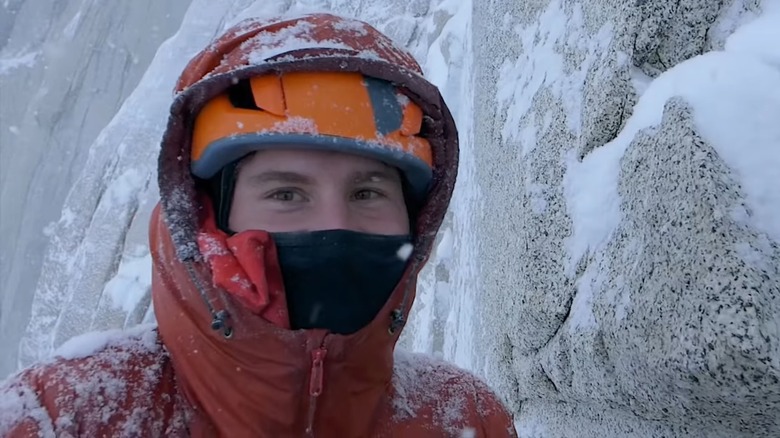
(239, 148), (395, 175)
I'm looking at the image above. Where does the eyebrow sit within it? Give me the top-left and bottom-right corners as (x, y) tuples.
(351, 169), (401, 184)
(244, 167), (402, 186)
(246, 171), (315, 186)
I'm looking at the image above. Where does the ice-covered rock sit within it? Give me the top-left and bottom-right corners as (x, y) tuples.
(472, 0), (780, 436)
(0, 0), (190, 378)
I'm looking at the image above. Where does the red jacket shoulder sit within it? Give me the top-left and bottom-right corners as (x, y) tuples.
(391, 351), (517, 437)
(0, 325), (187, 437)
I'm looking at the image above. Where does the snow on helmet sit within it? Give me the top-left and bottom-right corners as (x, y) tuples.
(190, 70), (433, 201)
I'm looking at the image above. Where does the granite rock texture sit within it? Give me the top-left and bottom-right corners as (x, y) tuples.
(0, 0), (190, 377)
(468, 0), (779, 436)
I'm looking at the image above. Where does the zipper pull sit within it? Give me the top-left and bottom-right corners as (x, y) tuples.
(309, 347), (327, 397)
(305, 347), (328, 436)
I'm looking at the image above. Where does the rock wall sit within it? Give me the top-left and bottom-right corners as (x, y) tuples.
(0, 0), (190, 378)
(469, 0), (780, 436)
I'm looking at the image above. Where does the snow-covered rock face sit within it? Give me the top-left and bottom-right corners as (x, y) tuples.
(0, 0), (191, 379)
(471, 0), (780, 436)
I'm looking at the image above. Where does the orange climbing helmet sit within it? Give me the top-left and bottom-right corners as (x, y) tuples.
(190, 70), (434, 199)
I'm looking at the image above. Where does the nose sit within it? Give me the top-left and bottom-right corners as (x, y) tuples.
(314, 199), (355, 231)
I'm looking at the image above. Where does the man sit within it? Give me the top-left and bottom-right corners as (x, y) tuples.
(0, 13), (517, 437)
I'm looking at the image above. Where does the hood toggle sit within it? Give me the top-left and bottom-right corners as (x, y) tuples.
(185, 261), (234, 339)
(210, 310), (233, 338)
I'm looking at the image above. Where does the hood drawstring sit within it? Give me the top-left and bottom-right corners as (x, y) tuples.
(185, 261), (234, 339)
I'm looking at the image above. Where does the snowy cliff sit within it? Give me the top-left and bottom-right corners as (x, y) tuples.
(1, 0), (778, 436)
(0, 0), (190, 376)
(466, 0), (780, 436)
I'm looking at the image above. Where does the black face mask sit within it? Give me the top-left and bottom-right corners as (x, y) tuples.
(271, 230), (412, 335)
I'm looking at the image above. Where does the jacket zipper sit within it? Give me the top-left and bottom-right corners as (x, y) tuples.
(305, 346), (328, 436)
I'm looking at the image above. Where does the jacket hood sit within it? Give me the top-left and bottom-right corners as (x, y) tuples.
(152, 13), (459, 436)
(158, 13), (458, 263)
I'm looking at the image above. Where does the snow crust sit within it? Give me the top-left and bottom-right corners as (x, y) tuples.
(0, 50), (39, 75)
(393, 351), (468, 430)
(565, 3), (780, 268)
(397, 0), (483, 380)
(52, 323), (158, 361)
(497, 0), (614, 142)
(242, 21), (352, 64)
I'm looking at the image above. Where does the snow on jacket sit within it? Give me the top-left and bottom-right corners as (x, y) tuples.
(0, 14), (517, 437)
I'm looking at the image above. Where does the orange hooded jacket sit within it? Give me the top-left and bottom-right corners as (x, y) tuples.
(0, 14), (517, 437)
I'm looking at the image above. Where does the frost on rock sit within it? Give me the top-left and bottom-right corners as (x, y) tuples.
(475, 0), (780, 436)
(0, 0), (190, 379)
(0, 50), (40, 75)
(633, 0), (726, 77)
(11, 0), (225, 372)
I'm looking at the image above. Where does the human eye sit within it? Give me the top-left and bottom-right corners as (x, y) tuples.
(352, 188), (383, 201)
(267, 189), (305, 202)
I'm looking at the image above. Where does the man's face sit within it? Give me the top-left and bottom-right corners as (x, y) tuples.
(229, 149), (410, 235)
